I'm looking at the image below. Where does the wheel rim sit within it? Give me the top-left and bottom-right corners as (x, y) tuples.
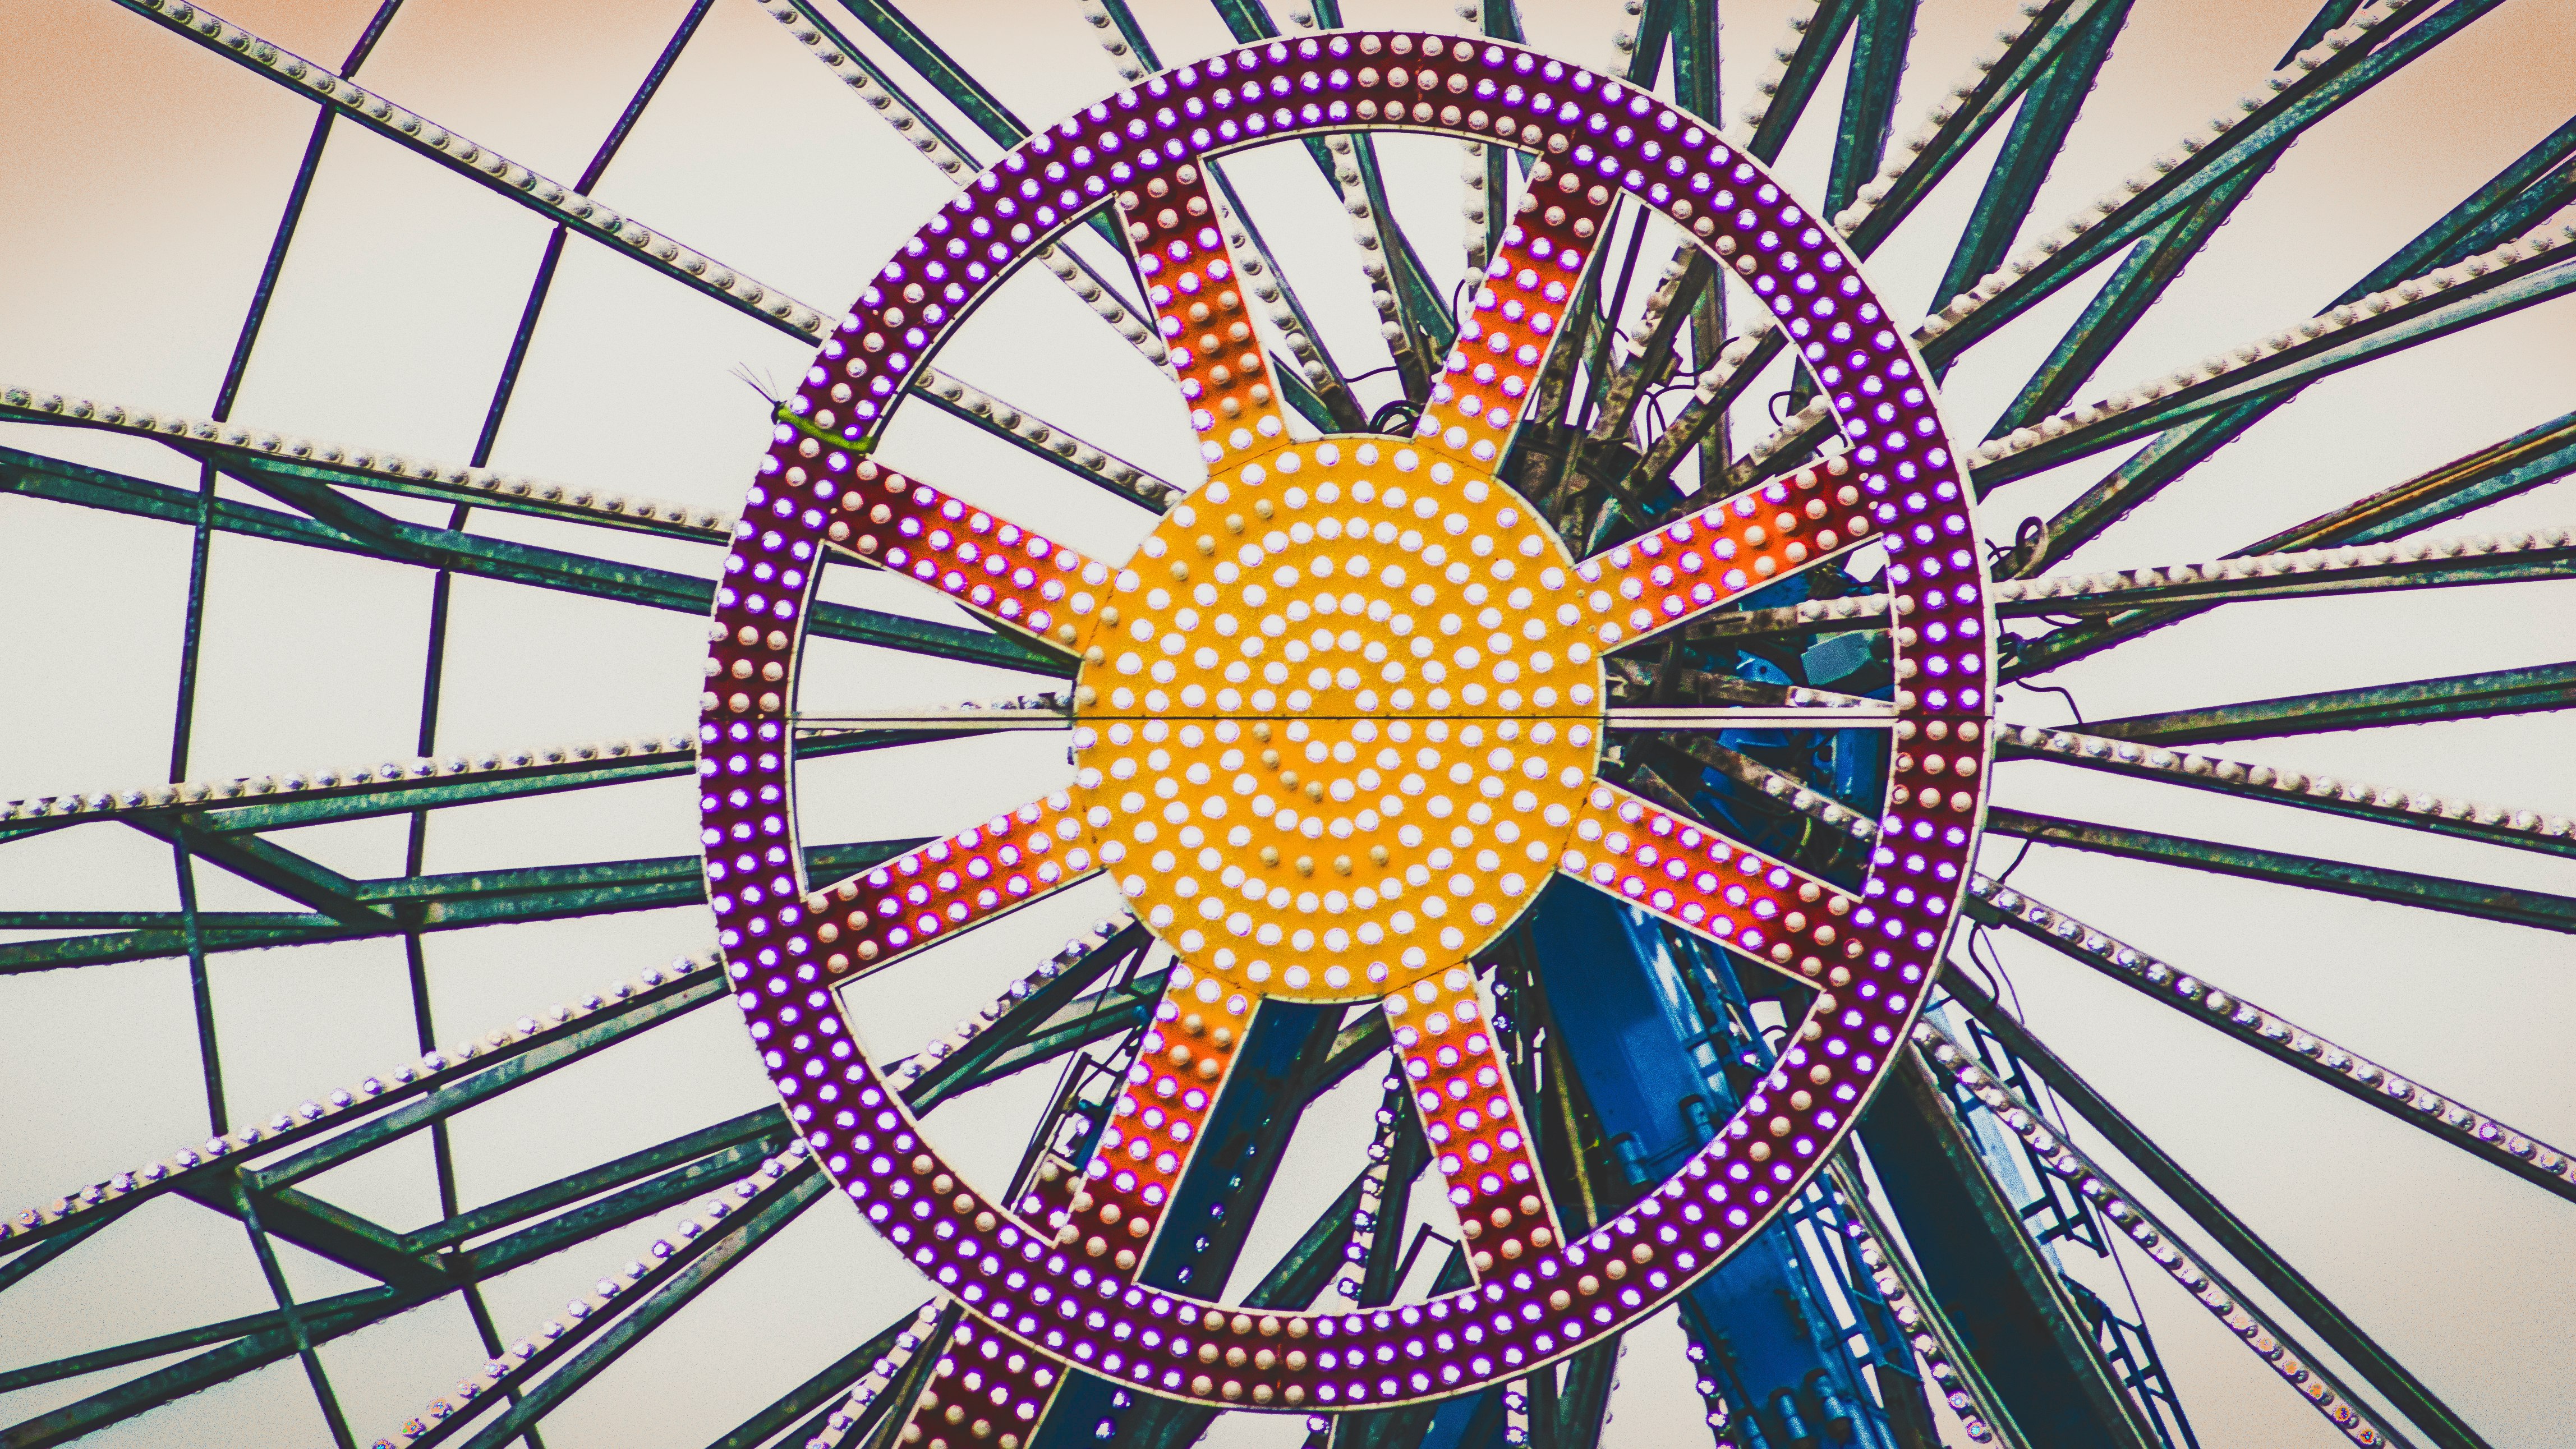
(702, 31), (1993, 1411)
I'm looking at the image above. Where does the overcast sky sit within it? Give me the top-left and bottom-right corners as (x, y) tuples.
(2, 1), (2570, 1445)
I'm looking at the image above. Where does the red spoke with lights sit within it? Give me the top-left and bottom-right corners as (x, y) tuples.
(808, 790), (1101, 976)
(1570, 458), (1878, 650)
(1561, 781), (1871, 984)
(820, 458), (1111, 654)
(1383, 969), (1561, 1282)
(1419, 163), (1620, 467)
(1058, 969), (1262, 1278)
(1120, 155), (1292, 468)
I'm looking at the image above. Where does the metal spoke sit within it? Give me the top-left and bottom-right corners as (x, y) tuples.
(1117, 153), (1298, 462)
(1962, 877), (2576, 1201)
(1823, 1154), (2026, 1448)
(1921, 0), (2508, 364)
(0, 443), (1064, 675)
(1929, 0), (2133, 320)
(1383, 969), (1559, 1284)
(754, 0), (1166, 367)
(0, 720), (1014, 841)
(1560, 780), (1867, 986)
(1622, 740), (2576, 1202)
(0, 839), (916, 972)
(2083, 661), (2576, 744)
(1685, 0), (2524, 508)
(1419, 157), (1620, 468)
(1570, 464), (1880, 648)
(1985, 807), (2576, 933)
(799, 791), (1099, 977)
(107, 0), (831, 337)
(1998, 724), (2575, 860)
(912, 368), (1184, 510)
(1821, 0), (1920, 219)
(2008, 412), (2576, 675)
(1973, 212), (2576, 504)
(1914, 1020), (2438, 1449)
(0, 392), (729, 542)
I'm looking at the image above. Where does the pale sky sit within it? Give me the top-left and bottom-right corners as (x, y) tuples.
(2, 1), (2570, 1446)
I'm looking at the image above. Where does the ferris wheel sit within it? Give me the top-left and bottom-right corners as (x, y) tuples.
(2, 2), (2569, 1448)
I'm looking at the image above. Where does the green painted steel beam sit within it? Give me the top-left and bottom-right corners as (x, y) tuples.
(442, 1170), (831, 1449)
(0, 726), (991, 847)
(0, 971), (726, 1256)
(0, 410), (726, 546)
(831, 0), (1027, 147)
(0, 1140), (795, 1447)
(1989, 147), (2282, 434)
(1933, 0), (2132, 319)
(970, 967), (1168, 1080)
(1960, 893), (2576, 1204)
(0, 444), (1065, 676)
(2008, 543), (2576, 615)
(2005, 408), (2576, 677)
(1927, 0), (2512, 362)
(1985, 807), (2576, 932)
(1746, 0), (1867, 163)
(176, 1180), (438, 1288)
(1943, 970), (2497, 1449)
(104, 0), (820, 346)
(0, 942), (1134, 1427)
(2085, 660), (2576, 744)
(1202, 0), (1459, 381)
(2335, 112), (2576, 307)
(1999, 730), (2576, 861)
(1621, 0), (2136, 504)
(702, 1306), (923, 1449)
(127, 816), (394, 931)
(1824, 0), (1921, 218)
(1858, 1052), (2164, 1449)
(404, 1108), (789, 1255)
(903, 926), (1148, 1108)
(1978, 247), (2576, 503)
(0, 838), (919, 973)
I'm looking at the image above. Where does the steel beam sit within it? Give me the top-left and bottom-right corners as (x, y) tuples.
(1980, 246), (2576, 502)
(1989, 149), (2281, 433)
(1960, 881), (2576, 1202)
(1998, 727), (2576, 861)
(1932, 0), (2133, 319)
(1929, 0), (2513, 362)
(1984, 807), (2576, 933)
(1824, 0), (1921, 218)
(1746, 0), (1867, 163)
(2084, 660), (2576, 744)
(1944, 972), (2501, 1449)
(1857, 1054), (2163, 1449)
(0, 445), (1064, 675)
(2009, 408), (2576, 676)
(0, 839), (918, 972)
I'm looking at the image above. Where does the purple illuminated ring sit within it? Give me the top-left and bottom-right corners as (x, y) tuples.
(696, 32), (1992, 1412)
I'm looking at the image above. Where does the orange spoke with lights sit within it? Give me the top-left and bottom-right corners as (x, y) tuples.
(821, 459), (1112, 654)
(1560, 781), (1869, 986)
(1056, 969), (1263, 1278)
(1570, 458), (1879, 651)
(807, 790), (1101, 976)
(1120, 157), (1292, 470)
(1382, 968), (1561, 1283)
(1418, 160), (1622, 467)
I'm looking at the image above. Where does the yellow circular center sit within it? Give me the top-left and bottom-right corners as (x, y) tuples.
(1070, 437), (1607, 1003)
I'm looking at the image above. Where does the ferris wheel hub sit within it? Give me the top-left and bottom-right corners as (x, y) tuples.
(1068, 432), (1607, 1006)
